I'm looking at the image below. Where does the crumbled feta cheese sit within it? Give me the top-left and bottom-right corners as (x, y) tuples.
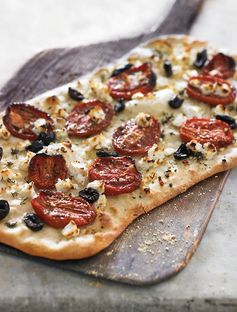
(31, 118), (47, 134)
(55, 178), (77, 193)
(89, 107), (105, 123)
(62, 221), (80, 239)
(86, 180), (105, 194)
(42, 143), (68, 155)
(172, 65), (182, 75)
(154, 88), (175, 103)
(87, 133), (111, 150)
(135, 112), (153, 127)
(132, 47), (154, 58)
(187, 140), (217, 159)
(147, 144), (165, 163)
(182, 69), (198, 81)
(156, 77), (169, 87)
(172, 114), (187, 127)
(182, 102), (202, 118)
(132, 92), (145, 99)
(213, 104), (226, 115)
(0, 124), (10, 140)
(164, 147), (176, 156)
(55, 128), (68, 140)
(189, 79), (231, 96)
(175, 80), (187, 92)
(173, 44), (186, 60)
(19, 152), (34, 171)
(20, 182), (35, 198)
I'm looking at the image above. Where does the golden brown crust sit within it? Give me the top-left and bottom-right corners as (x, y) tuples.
(1, 35), (237, 260)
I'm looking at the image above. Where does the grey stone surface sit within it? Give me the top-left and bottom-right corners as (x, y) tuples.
(0, 0), (237, 311)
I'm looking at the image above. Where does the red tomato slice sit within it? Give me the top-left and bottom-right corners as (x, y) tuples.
(112, 115), (160, 156)
(28, 153), (68, 189)
(180, 118), (234, 148)
(108, 63), (157, 100)
(31, 190), (96, 228)
(3, 103), (53, 141)
(186, 75), (236, 106)
(202, 53), (236, 79)
(66, 100), (114, 138)
(88, 156), (141, 196)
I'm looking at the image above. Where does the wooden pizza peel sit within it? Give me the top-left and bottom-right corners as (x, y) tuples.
(0, 0), (228, 285)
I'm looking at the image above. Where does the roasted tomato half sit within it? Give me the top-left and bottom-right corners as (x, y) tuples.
(112, 113), (160, 156)
(88, 156), (141, 196)
(66, 100), (114, 138)
(28, 153), (68, 189)
(31, 190), (96, 228)
(3, 103), (53, 140)
(202, 53), (236, 79)
(186, 75), (236, 106)
(180, 118), (234, 148)
(108, 63), (157, 100)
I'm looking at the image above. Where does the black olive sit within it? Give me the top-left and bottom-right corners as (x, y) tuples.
(194, 49), (208, 69)
(111, 63), (133, 77)
(174, 143), (193, 160)
(163, 60), (173, 77)
(96, 150), (119, 157)
(0, 200), (10, 220)
(215, 114), (237, 129)
(150, 71), (157, 86)
(37, 132), (56, 146)
(79, 187), (100, 203)
(0, 147), (2, 161)
(114, 100), (125, 113)
(68, 87), (84, 101)
(23, 213), (44, 231)
(26, 140), (44, 153)
(168, 96), (184, 109)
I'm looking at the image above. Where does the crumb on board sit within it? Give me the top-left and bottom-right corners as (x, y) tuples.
(137, 231), (177, 254)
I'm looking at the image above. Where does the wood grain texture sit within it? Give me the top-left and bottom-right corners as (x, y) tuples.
(0, 0), (226, 285)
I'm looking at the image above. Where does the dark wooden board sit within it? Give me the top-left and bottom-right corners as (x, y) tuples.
(0, 0), (227, 286)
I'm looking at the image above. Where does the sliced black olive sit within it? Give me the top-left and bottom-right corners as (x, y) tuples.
(26, 140), (44, 153)
(79, 187), (100, 203)
(96, 150), (119, 157)
(150, 71), (157, 87)
(174, 143), (193, 160)
(37, 132), (56, 146)
(68, 87), (84, 101)
(111, 63), (133, 77)
(114, 100), (125, 113)
(163, 60), (173, 77)
(168, 96), (184, 109)
(216, 114), (237, 129)
(0, 200), (10, 220)
(23, 213), (44, 231)
(0, 147), (2, 161)
(194, 49), (208, 69)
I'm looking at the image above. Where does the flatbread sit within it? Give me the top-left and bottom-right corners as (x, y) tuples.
(0, 35), (237, 260)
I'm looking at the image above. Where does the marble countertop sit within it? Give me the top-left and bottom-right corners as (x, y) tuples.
(0, 0), (237, 311)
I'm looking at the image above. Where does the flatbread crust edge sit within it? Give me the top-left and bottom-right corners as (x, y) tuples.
(0, 34), (236, 260)
(0, 155), (235, 260)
